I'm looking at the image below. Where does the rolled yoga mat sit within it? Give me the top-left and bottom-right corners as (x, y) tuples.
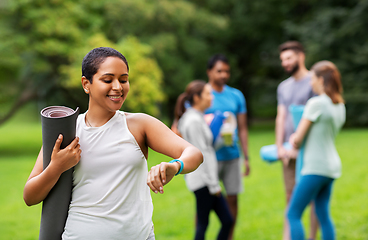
(260, 142), (292, 163)
(208, 110), (226, 144)
(39, 106), (79, 240)
(259, 105), (305, 165)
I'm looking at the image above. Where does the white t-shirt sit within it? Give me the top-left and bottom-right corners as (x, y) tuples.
(302, 94), (346, 179)
(62, 111), (153, 240)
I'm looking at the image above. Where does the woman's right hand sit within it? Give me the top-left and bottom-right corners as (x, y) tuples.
(23, 135), (81, 206)
(50, 134), (81, 174)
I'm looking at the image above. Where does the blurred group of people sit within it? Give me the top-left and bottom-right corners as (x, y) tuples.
(172, 41), (345, 240)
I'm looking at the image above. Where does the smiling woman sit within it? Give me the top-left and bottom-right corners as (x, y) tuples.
(82, 56), (130, 126)
(23, 47), (203, 240)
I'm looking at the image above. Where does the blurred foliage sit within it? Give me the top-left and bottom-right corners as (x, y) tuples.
(0, 0), (367, 126)
(284, 0), (368, 126)
(0, 0), (167, 120)
(60, 34), (164, 115)
(96, 0), (229, 116)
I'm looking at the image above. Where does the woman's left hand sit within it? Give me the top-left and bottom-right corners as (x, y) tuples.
(289, 133), (299, 149)
(147, 162), (180, 194)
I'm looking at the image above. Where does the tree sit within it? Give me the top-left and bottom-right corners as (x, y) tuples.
(189, 0), (368, 126)
(0, 0), (228, 125)
(283, 0), (368, 126)
(97, 0), (229, 117)
(1, 0), (367, 126)
(0, 0), (166, 124)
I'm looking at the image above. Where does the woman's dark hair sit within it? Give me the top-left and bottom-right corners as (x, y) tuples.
(82, 47), (129, 83)
(311, 60), (344, 104)
(174, 80), (207, 120)
(207, 54), (229, 70)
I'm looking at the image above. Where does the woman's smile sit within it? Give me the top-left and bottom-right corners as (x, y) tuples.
(108, 94), (123, 102)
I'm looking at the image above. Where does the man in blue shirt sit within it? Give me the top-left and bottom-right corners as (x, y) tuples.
(205, 54), (250, 240)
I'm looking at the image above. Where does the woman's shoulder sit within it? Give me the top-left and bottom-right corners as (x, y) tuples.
(124, 111), (146, 119)
(76, 112), (86, 128)
(124, 112), (165, 129)
(77, 113), (85, 122)
(181, 109), (203, 122)
(304, 96), (325, 118)
(123, 112), (155, 125)
(306, 95), (326, 107)
(178, 110), (204, 130)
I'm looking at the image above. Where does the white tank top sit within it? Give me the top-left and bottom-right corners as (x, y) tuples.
(62, 111), (153, 240)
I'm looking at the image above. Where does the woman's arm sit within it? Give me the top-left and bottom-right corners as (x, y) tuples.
(23, 135), (81, 206)
(145, 115), (203, 173)
(289, 118), (313, 149)
(128, 113), (203, 194)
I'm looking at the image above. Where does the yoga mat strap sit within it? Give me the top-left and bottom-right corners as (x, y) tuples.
(39, 106), (79, 240)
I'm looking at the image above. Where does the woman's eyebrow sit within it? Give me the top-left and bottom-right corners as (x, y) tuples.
(101, 73), (114, 77)
(101, 73), (129, 77)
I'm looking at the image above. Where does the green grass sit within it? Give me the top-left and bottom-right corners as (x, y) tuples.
(0, 114), (367, 239)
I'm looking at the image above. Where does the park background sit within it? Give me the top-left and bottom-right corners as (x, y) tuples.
(0, 0), (367, 239)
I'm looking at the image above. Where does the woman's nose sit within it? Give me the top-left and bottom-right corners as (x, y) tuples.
(112, 79), (122, 90)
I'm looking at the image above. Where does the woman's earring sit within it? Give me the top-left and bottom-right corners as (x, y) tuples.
(85, 88), (89, 94)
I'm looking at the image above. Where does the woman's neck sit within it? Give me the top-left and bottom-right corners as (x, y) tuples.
(191, 105), (205, 113)
(86, 105), (116, 127)
(317, 89), (326, 96)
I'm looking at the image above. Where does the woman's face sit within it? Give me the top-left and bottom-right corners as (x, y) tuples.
(199, 84), (213, 110)
(311, 71), (324, 94)
(84, 57), (130, 113)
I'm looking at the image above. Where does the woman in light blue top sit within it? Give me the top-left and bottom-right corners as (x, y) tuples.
(175, 80), (233, 240)
(287, 61), (345, 240)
